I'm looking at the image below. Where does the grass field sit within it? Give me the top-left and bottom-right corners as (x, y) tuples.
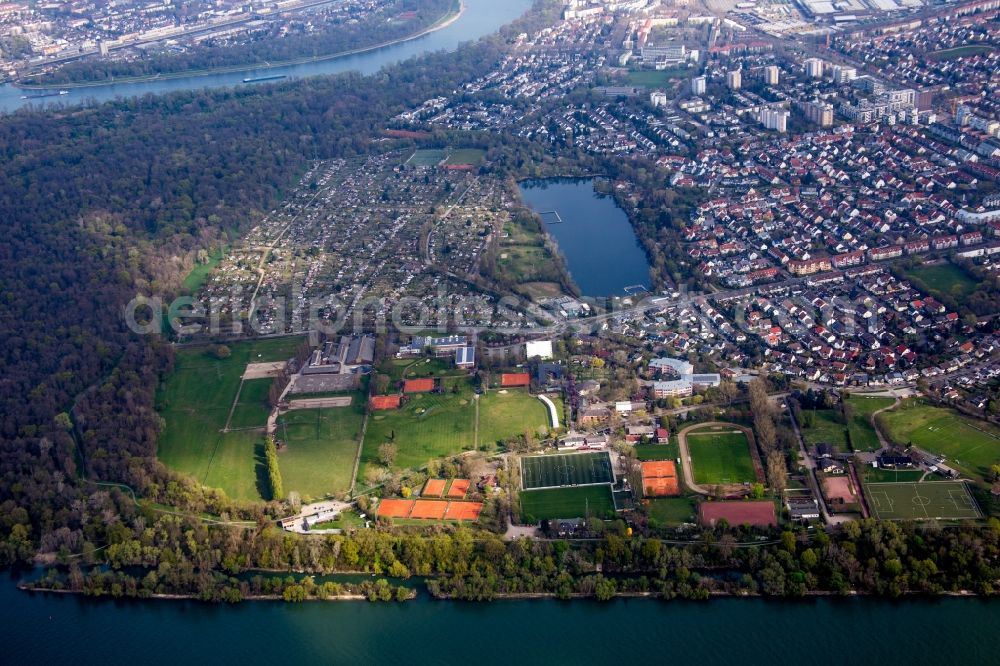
(405, 148), (447, 166)
(379, 356), (468, 383)
(521, 452), (614, 490)
(634, 442), (679, 461)
(646, 496), (697, 525)
(310, 510), (365, 531)
(228, 378), (273, 429)
(861, 467), (925, 484)
(927, 44), (995, 61)
(443, 148), (485, 165)
(627, 68), (689, 87)
(359, 377), (475, 482)
(906, 262), (978, 298)
(519, 485), (616, 522)
(865, 481), (982, 520)
(878, 400), (1000, 481)
(846, 395), (895, 451)
(181, 248), (225, 293)
(276, 401), (365, 500)
(799, 409), (849, 451)
(156, 336), (304, 499)
(686, 427), (756, 486)
(478, 390), (549, 447)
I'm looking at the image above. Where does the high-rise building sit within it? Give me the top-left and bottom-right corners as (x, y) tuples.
(831, 65), (857, 84)
(691, 75), (706, 95)
(650, 91), (667, 108)
(800, 100), (834, 127)
(726, 70), (741, 90)
(804, 57), (824, 78)
(759, 107), (789, 133)
(764, 65), (779, 86)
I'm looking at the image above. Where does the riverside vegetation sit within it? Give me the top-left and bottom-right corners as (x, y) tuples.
(2, 0), (1000, 604)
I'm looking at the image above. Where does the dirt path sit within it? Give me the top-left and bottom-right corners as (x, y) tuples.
(869, 397), (901, 452)
(348, 410), (370, 496)
(285, 396), (352, 410)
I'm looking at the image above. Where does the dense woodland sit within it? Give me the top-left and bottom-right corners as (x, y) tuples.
(27, 0), (456, 84)
(1, 0), (999, 601)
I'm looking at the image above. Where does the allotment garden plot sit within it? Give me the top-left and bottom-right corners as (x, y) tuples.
(866, 481), (982, 521)
(521, 452), (614, 490)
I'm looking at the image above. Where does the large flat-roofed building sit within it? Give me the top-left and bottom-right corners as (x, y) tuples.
(398, 334), (469, 357)
(455, 346), (475, 369)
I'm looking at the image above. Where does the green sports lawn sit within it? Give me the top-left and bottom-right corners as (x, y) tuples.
(276, 401), (365, 500)
(156, 336), (303, 499)
(443, 148), (485, 165)
(477, 389), (550, 447)
(405, 148), (446, 166)
(646, 496), (697, 525)
(519, 485), (615, 522)
(799, 409), (849, 451)
(865, 481), (982, 520)
(846, 395), (895, 451)
(686, 427), (757, 485)
(634, 442), (678, 461)
(359, 377), (475, 481)
(878, 400), (1000, 481)
(521, 452), (614, 490)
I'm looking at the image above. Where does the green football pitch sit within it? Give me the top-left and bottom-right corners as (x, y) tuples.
(865, 481), (982, 521)
(520, 452), (614, 490)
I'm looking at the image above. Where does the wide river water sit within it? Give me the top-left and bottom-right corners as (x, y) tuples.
(2, 576), (998, 664)
(4, 3), (998, 661)
(518, 178), (652, 297)
(0, 0), (532, 113)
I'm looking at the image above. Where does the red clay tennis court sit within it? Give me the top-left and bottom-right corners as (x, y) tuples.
(403, 378), (435, 393)
(377, 499), (414, 518)
(370, 395), (402, 410)
(822, 476), (856, 504)
(423, 479), (447, 497)
(640, 460), (679, 497)
(409, 500), (448, 520)
(445, 502), (483, 520)
(643, 476), (680, 497)
(500, 373), (530, 387)
(446, 479), (471, 498)
(700, 501), (776, 527)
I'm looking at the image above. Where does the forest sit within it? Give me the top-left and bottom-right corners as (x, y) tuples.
(26, 0), (457, 85)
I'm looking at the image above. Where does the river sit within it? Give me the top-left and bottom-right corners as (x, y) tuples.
(518, 178), (653, 297)
(2, 576), (997, 664)
(0, 0), (532, 114)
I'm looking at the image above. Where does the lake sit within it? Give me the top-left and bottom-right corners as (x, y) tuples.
(0, 0), (532, 114)
(2, 576), (998, 664)
(518, 178), (652, 297)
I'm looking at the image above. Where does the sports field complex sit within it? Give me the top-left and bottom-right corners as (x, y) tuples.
(521, 451), (614, 489)
(865, 481), (982, 521)
(519, 451), (617, 521)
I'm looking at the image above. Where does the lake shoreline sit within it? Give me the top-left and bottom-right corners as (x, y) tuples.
(17, 1), (466, 90)
(19, 582), (988, 603)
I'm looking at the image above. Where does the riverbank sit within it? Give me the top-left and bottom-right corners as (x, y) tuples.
(17, 1), (465, 90)
(18, 581), (990, 603)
